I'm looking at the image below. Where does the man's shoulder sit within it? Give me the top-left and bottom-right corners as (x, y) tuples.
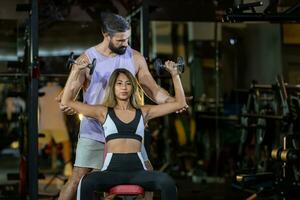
(132, 49), (145, 62)
(132, 48), (142, 57)
(83, 46), (97, 60)
(76, 53), (90, 62)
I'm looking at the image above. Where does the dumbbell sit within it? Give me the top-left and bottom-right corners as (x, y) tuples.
(66, 52), (96, 75)
(153, 57), (185, 76)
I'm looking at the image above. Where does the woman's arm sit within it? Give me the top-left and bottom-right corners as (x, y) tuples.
(61, 66), (107, 123)
(141, 61), (187, 122)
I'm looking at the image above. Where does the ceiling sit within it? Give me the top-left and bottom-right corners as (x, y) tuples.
(1, 0), (300, 23)
(1, 0), (300, 63)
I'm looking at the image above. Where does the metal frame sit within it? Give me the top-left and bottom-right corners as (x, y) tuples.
(28, 0), (39, 199)
(214, 22), (221, 175)
(126, 0), (149, 57)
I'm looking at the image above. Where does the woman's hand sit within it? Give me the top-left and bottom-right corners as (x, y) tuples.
(164, 60), (179, 77)
(55, 91), (77, 115)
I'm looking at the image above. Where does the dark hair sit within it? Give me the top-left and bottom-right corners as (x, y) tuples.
(100, 12), (130, 36)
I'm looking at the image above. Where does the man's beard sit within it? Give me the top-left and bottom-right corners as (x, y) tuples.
(109, 42), (127, 55)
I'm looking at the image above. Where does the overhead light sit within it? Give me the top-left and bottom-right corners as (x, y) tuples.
(229, 37), (237, 45)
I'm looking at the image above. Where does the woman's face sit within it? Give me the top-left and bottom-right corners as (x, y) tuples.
(114, 73), (133, 101)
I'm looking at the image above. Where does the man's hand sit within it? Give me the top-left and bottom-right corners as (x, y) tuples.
(55, 91), (77, 115)
(59, 104), (77, 115)
(175, 96), (193, 113)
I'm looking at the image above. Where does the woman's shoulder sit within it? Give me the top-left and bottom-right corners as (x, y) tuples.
(140, 105), (152, 115)
(140, 105), (151, 110)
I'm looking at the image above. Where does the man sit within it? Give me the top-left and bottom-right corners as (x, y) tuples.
(57, 13), (187, 200)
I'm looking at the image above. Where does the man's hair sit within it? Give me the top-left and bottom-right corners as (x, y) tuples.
(100, 12), (130, 36)
(102, 68), (144, 108)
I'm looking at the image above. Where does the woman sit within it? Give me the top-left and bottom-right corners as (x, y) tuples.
(61, 61), (186, 200)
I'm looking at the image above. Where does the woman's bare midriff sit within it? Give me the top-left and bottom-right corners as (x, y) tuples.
(106, 138), (142, 153)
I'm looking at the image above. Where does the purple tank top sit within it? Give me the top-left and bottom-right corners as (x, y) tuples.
(80, 46), (136, 142)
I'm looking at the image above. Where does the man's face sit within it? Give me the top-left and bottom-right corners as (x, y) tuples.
(108, 30), (131, 55)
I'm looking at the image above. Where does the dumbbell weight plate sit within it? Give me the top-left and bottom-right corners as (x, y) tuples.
(89, 58), (96, 75)
(177, 56), (185, 74)
(153, 58), (163, 76)
(66, 52), (75, 70)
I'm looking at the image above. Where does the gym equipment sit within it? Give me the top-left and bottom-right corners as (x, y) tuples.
(223, 1), (300, 22)
(226, 1), (263, 14)
(65, 52), (96, 75)
(271, 146), (299, 163)
(238, 83), (278, 170)
(153, 57), (185, 76)
(14, 2), (39, 199)
(234, 75), (300, 200)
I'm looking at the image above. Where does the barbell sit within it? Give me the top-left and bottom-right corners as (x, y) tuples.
(66, 52), (96, 75)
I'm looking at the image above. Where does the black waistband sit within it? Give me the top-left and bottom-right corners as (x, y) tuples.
(106, 153), (144, 171)
(106, 134), (142, 142)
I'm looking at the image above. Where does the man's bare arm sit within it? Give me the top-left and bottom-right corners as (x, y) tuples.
(56, 54), (90, 114)
(133, 50), (175, 104)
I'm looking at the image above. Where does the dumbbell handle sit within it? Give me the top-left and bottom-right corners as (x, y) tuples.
(154, 57), (185, 76)
(69, 60), (92, 69)
(158, 63), (182, 68)
(69, 60), (85, 66)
